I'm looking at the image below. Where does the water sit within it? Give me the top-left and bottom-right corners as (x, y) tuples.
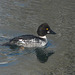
(0, 0), (75, 75)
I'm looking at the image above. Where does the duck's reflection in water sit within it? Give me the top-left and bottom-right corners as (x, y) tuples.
(35, 48), (54, 63)
(5, 47), (54, 63)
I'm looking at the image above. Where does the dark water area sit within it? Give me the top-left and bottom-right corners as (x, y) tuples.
(0, 0), (75, 75)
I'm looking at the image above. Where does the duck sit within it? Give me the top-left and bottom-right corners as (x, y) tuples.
(2, 23), (56, 48)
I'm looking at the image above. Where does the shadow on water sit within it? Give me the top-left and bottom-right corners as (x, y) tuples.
(0, 36), (56, 66)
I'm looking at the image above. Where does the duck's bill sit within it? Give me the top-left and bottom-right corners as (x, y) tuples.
(47, 30), (56, 34)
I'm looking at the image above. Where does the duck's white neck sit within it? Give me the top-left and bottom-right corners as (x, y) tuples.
(39, 36), (47, 39)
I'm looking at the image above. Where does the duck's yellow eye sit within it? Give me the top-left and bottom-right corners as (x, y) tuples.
(46, 28), (48, 30)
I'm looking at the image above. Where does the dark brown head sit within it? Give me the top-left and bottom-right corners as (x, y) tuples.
(37, 23), (56, 36)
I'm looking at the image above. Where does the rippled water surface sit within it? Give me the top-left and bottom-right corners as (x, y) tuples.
(0, 0), (75, 75)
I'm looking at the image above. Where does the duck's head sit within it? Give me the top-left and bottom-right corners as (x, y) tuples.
(37, 23), (56, 36)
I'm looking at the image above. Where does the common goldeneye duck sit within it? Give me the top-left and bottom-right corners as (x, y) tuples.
(2, 23), (56, 48)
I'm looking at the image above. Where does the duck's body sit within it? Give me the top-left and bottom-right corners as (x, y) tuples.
(6, 35), (47, 48)
(2, 23), (56, 48)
